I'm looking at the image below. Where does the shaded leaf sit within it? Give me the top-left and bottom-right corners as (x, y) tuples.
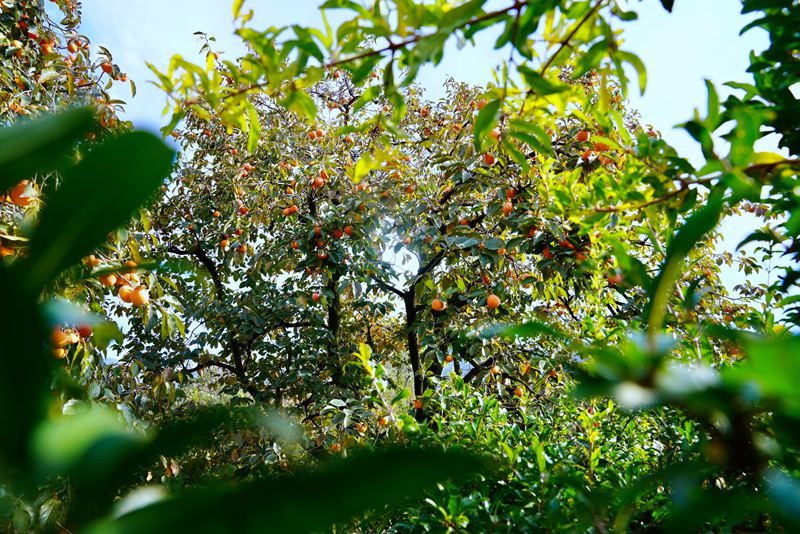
(87, 448), (487, 534)
(22, 132), (174, 290)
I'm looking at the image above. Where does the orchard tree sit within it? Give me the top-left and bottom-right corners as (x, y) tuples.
(113, 31), (752, 498)
(135, 0), (800, 529)
(0, 0), (798, 532)
(2, 0), (132, 251)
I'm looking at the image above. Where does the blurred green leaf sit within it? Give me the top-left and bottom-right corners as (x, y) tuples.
(31, 406), (148, 481)
(724, 336), (800, 415)
(87, 448), (487, 534)
(0, 267), (50, 477)
(22, 132), (174, 290)
(473, 99), (501, 151)
(0, 107), (94, 192)
(646, 195), (723, 333)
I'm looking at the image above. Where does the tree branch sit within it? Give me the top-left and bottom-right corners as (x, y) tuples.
(370, 275), (407, 298)
(463, 357), (495, 383)
(184, 359), (238, 374)
(325, 0), (526, 68)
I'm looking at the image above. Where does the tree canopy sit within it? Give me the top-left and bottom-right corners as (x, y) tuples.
(1, 0), (799, 532)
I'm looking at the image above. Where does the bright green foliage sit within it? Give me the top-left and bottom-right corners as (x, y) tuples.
(2, 0), (800, 532)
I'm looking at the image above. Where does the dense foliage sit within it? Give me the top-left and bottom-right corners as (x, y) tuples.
(1, 0), (799, 532)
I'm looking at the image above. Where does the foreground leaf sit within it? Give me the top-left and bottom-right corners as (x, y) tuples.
(0, 107), (95, 192)
(22, 132), (174, 290)
(88, 448), (487, 534)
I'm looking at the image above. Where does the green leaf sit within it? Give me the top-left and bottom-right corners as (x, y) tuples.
(87, 448), (487, 534)
(391, 388), (411, 406)
(724, 336), (800, 416)
(616, 50), (647, 94)
(646, 196), (723, 334)
(31, 406), (147, 481)
(0, 266), (51, 475)
(0, 107), (95, 192)
(246, 103), (261, 154)
(473, 99), (501, 151)
(439, 0), (487, 31)
(704, 79), (719, 129)
(22, 132), (174, 291)
(352, 85), (381, 113)
(516, 66), (567, 96)
(280, 90), (318, 119)
(233, 0), (245, 19)
(572, 38), (608, 80)
(508, 119), (554, 156)
(500, 136), (531, 172)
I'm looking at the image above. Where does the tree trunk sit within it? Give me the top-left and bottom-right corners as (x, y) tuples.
(403, 292), (424, 421)
(326, 271), (343, 385)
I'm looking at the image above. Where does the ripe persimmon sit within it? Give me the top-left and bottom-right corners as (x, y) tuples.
(50, 329), (71, 347)
(502, 201), (513, 217)
(431, 298), (446, 312)
(118, 285), (134, 303)
(99, 273), (117, 286)
(9, 180), (34, 207)
(487, 294), (501, 309)
(576, 130), (590, 142)
(130, 286), (150, 306)
(77, 324), (93, 339)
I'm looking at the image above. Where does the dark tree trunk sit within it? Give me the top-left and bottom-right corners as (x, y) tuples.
(326, 271), (343, 385)
(404, 292), (424, 421)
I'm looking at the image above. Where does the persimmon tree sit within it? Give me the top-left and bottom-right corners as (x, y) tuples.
(1, 0), (799, 532)
(134, 0), (800, 529)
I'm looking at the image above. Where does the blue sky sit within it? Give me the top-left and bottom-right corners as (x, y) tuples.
(80, 0), (784, 291)
(82, 0), (770, 144)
